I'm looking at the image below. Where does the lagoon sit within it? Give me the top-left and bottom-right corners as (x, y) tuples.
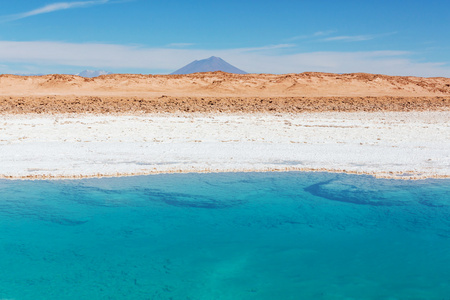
(0, 172), (449, 299)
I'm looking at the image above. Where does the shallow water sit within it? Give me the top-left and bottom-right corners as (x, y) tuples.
(0, 172), (449, 299)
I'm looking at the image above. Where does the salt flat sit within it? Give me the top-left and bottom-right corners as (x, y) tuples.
(0, 111), (448, 179)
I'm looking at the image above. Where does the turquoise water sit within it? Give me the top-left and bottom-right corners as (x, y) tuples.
(0, 172), (449, 300)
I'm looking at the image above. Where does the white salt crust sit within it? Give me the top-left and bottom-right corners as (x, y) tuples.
(0, 111), (448, 180)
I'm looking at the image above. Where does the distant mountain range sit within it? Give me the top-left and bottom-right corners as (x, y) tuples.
(171, 56), (247, 75)
(76, 70), (112, 78)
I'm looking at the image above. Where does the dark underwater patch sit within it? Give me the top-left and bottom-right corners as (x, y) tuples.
(59, 184), (243, 209)
(47, 217), (88, 226)
(304, 178), (409, 206)
(146, 190), (242, 209)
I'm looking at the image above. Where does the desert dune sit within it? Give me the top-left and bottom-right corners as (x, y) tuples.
(1, 72), (449, 114)
(1, 72), (450, 97)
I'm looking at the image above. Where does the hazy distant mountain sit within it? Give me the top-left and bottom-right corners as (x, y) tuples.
(77, 70), (112, 78)
(13, 73), (44, 76)
(171, 56), (247, 75)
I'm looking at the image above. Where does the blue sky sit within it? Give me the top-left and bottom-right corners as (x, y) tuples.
(1, 0), (450, 76)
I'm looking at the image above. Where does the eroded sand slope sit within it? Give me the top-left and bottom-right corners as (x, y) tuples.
(1, 72), (450, 97)
(1, 72), (450, 114)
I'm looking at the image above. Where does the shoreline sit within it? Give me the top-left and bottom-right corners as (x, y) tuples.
(1, 111), (448, 181)
(1, 167), (449, 181)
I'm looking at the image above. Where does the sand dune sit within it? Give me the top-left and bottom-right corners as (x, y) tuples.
(1, 72), (449, 114)
(1, 72), (450, 97)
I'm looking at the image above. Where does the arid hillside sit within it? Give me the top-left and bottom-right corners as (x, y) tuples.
(1, 72), (449, 113)
(1, 72), (450, 97)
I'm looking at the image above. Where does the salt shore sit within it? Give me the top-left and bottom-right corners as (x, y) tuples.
(0, 111), (449, 180)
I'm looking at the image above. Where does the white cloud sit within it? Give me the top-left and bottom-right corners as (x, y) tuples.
(321, 32), (397, 42)
(287, 30), (335, 41)
(236, 44), (295, 52)
(167, 43), (195, 48)
(0, 40), (449, 77)
(322, 35), (376, 42)
(313, 31), (335, 37)
(0, 1), (109, 22)
(288, 31), (397, 43)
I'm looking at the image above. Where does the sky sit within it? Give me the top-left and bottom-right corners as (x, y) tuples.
(1, 0), (450, 76)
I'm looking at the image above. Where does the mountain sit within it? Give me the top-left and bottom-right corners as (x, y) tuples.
(171, 56), (247, 75)
(77, 70), (112, 78)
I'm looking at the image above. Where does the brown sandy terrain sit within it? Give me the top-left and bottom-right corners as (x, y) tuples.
(1, 95), (449, 114)
(1, 72), (449, 113)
